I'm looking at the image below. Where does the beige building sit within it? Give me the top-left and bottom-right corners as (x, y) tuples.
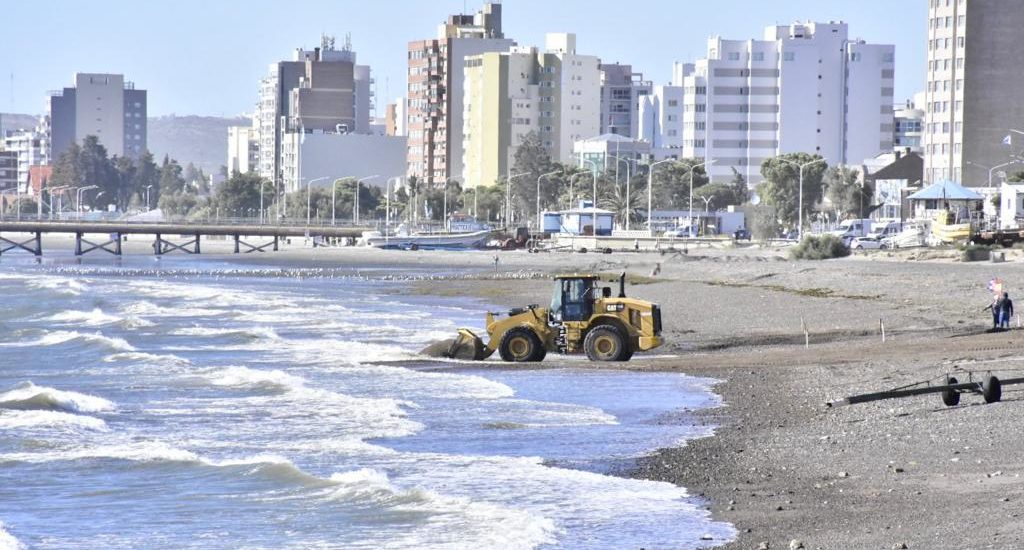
(406, 3), (513, 186)
(925, 0), (1024, 185)
(227, 125), (259, 174)
(462, 33), (601, 188)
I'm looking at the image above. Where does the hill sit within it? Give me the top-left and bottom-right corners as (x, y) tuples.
(147, 115), (249, 177)
(0, 113), (41, 134)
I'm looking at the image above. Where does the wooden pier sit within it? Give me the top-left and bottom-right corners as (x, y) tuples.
(0, 221), (372, 256)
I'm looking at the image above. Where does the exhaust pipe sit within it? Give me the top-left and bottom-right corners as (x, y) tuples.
(618, 272), (626, 298)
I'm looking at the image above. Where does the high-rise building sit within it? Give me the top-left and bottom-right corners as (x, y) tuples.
(253, 35), (374, 185)
(638, 84), (685, 158)
(45, 73), (147, 163)
(894, 95), (925, 154)
(385, 99), (407, 137)
(672, 22), (894, 184)
(3, 127), (48, 194)
(599, 63), (651, 138)
(0, 151), (17, 193)
(227, 125), (259, 174)
(924, 0), (1024, 185)
(406, 2), (513, 186)
(462, 33), (601, 188)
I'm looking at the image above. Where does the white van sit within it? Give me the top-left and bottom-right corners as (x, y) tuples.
(868, 221), (902, 239)
(830, 219), (873, 244)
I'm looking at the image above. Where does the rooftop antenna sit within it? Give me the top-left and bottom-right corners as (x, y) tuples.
(344, 32), (352, 52)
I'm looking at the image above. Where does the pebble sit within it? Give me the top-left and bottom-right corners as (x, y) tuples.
(838, 471), (849, 478)
(758, 542), (770, 550)
(789, 540), (805, 550)
(700, 534), (714, 540)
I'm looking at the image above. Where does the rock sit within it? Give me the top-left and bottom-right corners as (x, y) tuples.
(700, 534), (714, 541)
(838, 471), (849, 478)
(789, 540), (805, 550)
(758, 542), (770, 550)
(891, 543), (908, 549)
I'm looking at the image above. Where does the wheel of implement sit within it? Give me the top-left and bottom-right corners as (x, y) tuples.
(941, 376), (960, 407)
(499, 327), (543, 362)
(983, 375), (1002, 404)
(584, 325), (626, 362)
(616, 344), (634, 362)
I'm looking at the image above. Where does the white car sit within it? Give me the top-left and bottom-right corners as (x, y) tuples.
(850, 235), (891, 250)
(662, 227), (691, 238)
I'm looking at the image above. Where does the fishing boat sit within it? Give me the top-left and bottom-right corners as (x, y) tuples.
(361, 224), (493, 250)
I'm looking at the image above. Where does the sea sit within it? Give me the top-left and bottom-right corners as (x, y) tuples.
(0, 252), (735, 549)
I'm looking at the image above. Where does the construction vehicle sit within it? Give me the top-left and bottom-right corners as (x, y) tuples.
(427, 273), (663, 362)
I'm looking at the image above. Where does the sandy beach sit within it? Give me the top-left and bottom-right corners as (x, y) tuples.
(10, 236), (1024, 548)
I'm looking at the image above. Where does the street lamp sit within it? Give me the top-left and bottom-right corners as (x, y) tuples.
(969, 160), (1023, 187)
(353, 175), (379, 225)
(646, 158), (674, 236)
(536, 169), (560, 231)
(701, 195), (713, 214)
(0, 188), (13, 222)
(505, 171), (529, 228)
(47, 186), (69, 220)
(777, 157), (827, 241)
(568, 172), (588, 209)
(305, 176), (331, 227)
(606, 154), (630, 229)
(145, 185), (154, 211)
(385, 176), (402, 244)
(684, 159), (714, 238)
(259, 179), (271, 225)
(580, 159), (600, 236)
(77, 185), (98, 215)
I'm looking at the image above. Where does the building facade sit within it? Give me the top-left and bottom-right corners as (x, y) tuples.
(893, 97), (924, 154)
(406, 2), (513, 186)
(280, 133), (407, 193)
(45, 73), (147, 163)
(0, 151), (16, 193)
(598, 63), (650, 138)
(638, 84), (685, 158)
(227, 125), (259, 174)
(672, 22), (894, 184)
(462, 33), (601, 189)
(924, 0), (1024, 185)
(253, 36), (374, 185)
(3, 130), (47, 194)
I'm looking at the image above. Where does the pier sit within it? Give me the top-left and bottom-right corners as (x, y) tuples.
(0, 220), (373, 256)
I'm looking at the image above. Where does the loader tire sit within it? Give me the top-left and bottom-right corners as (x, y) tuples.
(499, 327), (544, 362)
(584, 325), (627, 362)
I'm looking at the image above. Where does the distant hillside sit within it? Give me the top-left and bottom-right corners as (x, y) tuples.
(147, 115), (249, 177)
(0, 113), (41, 134)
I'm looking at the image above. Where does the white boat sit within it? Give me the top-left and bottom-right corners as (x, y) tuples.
(361, 225), (492, 250)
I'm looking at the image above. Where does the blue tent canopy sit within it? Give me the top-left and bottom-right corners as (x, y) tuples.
(906, 180), (983, 200)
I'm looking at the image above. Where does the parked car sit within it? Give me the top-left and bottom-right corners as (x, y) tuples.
(733, 228), (752, 241)
(850, 235), (891, 250)
(779, 229), (799, 241)
(663, 227), (691, 238)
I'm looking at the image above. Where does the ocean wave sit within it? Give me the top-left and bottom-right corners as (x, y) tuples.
(0, 409), (108, 431)
(121, 300), (226, 318)
(26, 276), (88, 296)
(0, 522), (24, 550)
(0, 330), (136, 352)
(341, 365), (516, 400)
(198, 366), (304, 394)
(102, 352), (191, 367)
(171, 326), (281, 341)
(46, 308), (122, 326)
(0, 382), (115, 413)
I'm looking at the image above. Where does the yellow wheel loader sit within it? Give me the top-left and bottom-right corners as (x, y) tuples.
(424, 273), (663, 362)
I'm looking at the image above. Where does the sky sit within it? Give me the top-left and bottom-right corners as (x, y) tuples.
(1, 0), (926, 118)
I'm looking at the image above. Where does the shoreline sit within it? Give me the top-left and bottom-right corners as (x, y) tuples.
(8, 243), (1024, 547)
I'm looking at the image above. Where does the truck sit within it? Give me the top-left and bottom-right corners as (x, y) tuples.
(829, 218), (873, 245)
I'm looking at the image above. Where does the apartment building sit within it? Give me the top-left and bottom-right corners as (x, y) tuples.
(645, 22), (893, 184)
(638, 84), (685, 158)
(227, 125), (259, 174)
(894, 95), (925, 154)
(924, 0), (1024, 185)
(599, 63), (651, 138)
(3, 129), (48, 194)
(462, 33), (601, 189)
(406, 2), (513, 186)
(45, 73), (147, 162)
(253, 35), (373, 184)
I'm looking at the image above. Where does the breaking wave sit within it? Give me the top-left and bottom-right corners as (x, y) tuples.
(0, 410), (108, 431)
(0, 522), (23, 550)
(171, 326), (281, 341)
(0, 382), (115, 413)
(0, 330), (135, 352)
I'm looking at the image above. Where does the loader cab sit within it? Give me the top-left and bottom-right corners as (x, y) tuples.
(550, 275), (599, 322)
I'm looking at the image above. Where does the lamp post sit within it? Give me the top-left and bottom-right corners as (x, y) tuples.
(306, 176), (331, 227)
(568, 172), (588, 210)
(701, 195), (713, 214)
(608, 154), (636, 230)
(646, 158), (674, 236)
(331, 176), (350, 226)
(970, 160), (1021, 187)
(505, 171), (529, 228)
(77, 185), (98, 216)
(0, 188), (12, 221)
(47, 186), (69, 220)
(777, 157), (827, 241)
(536, 169), (560, 231)
(445, 176), (464, 232)
(385, 176), (402, 245)
(353, 175), (379, 225)
(145, 185), (153, 211)
(684, 160), (714, 238)
(579, 159), (600, 235)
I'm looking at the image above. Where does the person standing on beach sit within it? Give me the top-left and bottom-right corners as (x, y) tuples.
(983, 295), (1000, 329)
(1000, 292), (1014, 329)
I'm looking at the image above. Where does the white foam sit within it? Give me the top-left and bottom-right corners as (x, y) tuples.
(121, 300), (226, 318)
(0, 382), (115, 413)
(0, 522), (23, 550)
(102, 352), (191, 367)
(0, 410), (108, 431)
(0, 441), (200, 464)
(26, 276), (87, 296)
(171, 326), (281, 340)
(0, 330), (135, 352)
(200, 366), (305, 394)
(46, 308), (122, 327)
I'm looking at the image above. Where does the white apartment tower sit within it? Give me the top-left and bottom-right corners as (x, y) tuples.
(462, 33), (601, 188)
(924, 0), (1024, 185)
(669, 22), (894, 183)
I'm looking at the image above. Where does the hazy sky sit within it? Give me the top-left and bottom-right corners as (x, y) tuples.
(1, 0), (926, 118)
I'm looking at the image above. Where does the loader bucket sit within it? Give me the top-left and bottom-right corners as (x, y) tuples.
(419, 328), (493, 360)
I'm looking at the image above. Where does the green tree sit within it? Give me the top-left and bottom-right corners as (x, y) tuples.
(649, 158), (710, 210)
(509, 131), (560, 221)
(824, 165), (873, 219)
(112, 156), (137, 210)
(692, 182), (742, 212)
(460, 185), (505, 222)
(134, 152), (161, 210)
(758, 153), (828, 229)
(1009, 171), (1024, 183)
(730, 167), (748, 204)
(208, 171), (269, 218)
(158, 155), (186, 197)
(50, 143), (83, 190)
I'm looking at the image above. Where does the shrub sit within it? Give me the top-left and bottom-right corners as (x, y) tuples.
(790, 234), (850, 260)
(960, 244), (992, 262)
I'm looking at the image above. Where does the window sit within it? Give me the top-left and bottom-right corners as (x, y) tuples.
(752, 52), (764, 61)
(727, 52), (740, 61)
(849, 52), (862, 62)
(667, 99), (678, 107)
(783, 52), (795, 62)
(883, 52), (894, 63)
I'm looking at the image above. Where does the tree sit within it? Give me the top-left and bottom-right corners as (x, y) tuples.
(730, 167), (748, 204)
(750, 204), (780, 241)
(50, 143), (83, 191)
(692, 183), (742, 212)
(510, 131), (560, 222)
(649, 158), (710, 210)
(158, 155), (186, 197)
(1009, 171), (1024, 183)
(208, 171), (269, 217)
(824, 165), (873, 219)
(134, 152), (160, 210)
(758, 153), (828, 229)
(460, 185), (505, 222)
